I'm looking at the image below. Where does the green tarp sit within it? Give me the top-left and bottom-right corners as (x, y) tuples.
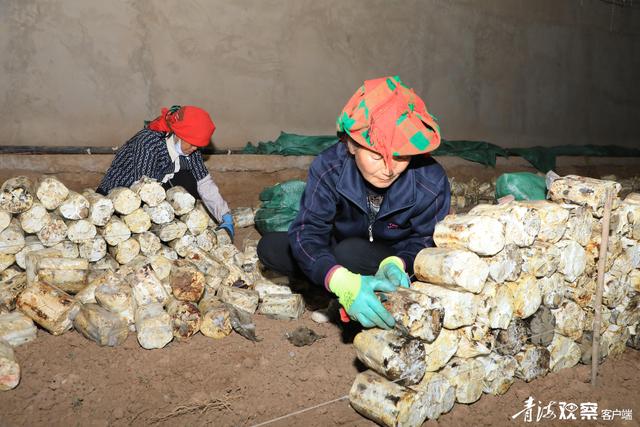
(432, 140), (508, 167)
(243, 132), (339, 156)
(243, 132), (640, 172)
(506, 145), (640, 172)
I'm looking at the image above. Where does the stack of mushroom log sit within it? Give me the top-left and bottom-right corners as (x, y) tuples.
(601, 175), (640, 199)
(0, 175), (302, 391)
(448, 177), (496, 213)
(348, 175), (640, 427)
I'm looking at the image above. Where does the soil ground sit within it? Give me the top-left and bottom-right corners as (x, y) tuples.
(1, 302), (639, 427)
(1, 157), (639, 427)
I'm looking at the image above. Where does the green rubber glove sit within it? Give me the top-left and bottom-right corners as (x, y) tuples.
(328, 267), (396, 329)
(376, 256), (410, 288)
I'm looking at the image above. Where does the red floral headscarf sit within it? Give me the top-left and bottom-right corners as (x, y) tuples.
(337, 76), (441, 166)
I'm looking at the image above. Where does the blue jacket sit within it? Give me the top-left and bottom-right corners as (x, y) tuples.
(288, 142), (451, 286)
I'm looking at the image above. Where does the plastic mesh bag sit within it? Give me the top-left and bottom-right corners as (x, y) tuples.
(495, 172), (546, 201)
(254, 180), (307, 233)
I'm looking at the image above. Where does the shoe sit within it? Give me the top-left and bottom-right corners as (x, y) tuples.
(310, 299), (339, 324)
(311, 309), (330, 323)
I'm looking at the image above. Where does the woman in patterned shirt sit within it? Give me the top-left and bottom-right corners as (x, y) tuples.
(97, 105), (234, 240)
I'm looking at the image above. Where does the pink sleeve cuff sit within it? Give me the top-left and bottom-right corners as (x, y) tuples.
(324, 265), (342, 292)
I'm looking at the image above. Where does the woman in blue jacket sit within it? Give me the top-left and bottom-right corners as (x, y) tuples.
(258, 76), (450, 329)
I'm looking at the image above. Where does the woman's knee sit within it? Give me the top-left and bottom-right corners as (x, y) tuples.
(257, 232), (293, 268)
(258, 232), (286, 259)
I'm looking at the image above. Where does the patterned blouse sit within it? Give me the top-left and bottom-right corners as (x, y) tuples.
(97, 128), (209, 194)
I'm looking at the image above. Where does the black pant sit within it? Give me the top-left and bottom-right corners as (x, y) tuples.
(162, 170), (200, 199)
(257, 232), (395, 281)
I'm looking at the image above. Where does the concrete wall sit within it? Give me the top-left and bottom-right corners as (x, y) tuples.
(1, 0), (639, 150)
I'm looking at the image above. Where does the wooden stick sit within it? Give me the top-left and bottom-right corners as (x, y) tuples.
(591, 188), (613, 387)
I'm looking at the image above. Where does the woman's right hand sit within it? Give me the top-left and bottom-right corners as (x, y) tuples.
(327, 267), (396, 329)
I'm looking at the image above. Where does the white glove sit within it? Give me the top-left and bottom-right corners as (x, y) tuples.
(197, 174), (230, 223)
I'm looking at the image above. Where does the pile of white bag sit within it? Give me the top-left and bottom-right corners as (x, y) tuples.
(0, 175), (302, 391)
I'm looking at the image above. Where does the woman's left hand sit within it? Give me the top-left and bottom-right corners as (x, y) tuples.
(376, 256), (410, 288)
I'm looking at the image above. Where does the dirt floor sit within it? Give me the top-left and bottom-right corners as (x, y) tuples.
(1, 299), (639, 427)
(1, 156), (640, 426)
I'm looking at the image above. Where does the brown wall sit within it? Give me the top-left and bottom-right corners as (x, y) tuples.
(1, 0), (639, 150)
(2, 153), (638, 208)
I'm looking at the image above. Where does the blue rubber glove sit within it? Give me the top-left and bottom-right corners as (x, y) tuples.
(376, 256), (410, 288)
(216, 213), (235, 241)
(328, 267), (396, 329)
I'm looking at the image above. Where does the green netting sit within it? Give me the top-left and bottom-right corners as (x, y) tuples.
(242, 132), (640, 172)
(254, 180), (307, 234)
(495, 172), (547, 201)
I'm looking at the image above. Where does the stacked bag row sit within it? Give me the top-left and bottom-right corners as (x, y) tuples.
(448, 177), (496, 213)
(347, 175), (640, 427)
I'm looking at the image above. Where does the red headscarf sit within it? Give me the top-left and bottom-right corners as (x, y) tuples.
(147, 106), (215, 147)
